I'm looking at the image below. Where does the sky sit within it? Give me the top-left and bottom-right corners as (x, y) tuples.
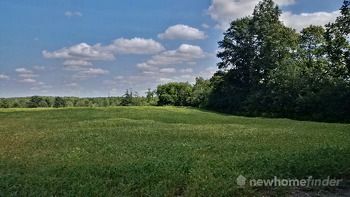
(0, 0), (343, 97)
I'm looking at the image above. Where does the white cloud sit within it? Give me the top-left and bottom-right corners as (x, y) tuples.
(137, 44), (206, 70)
(15, 68), (32, 74)
(72, 68), (109, 80)
(108, 38), (165, 54)
(65, 82), (79, 88)
(43, 43), (115, 61)
(63, 60), (93, 67)
(158, 67), (217, 84)
(19, 78), (37, 84)
(159, 68), (176, 73)
(81, 68), (109, 75)
(137, 63), (153, 69)
(42, 42), (108, 81)
(180, 68), (193, 73)
(208, 0), (250, 29)
(133, 44), (208, 87)
(159, 77), (173, 83)
(158, 74), (195, 84)
(43, 38), (163, 62)
(65, 11), (82, 17)
(18, 73), (38, 78)
(63, 60), (94, 71)
(43, 38), (165, 72)
(207, 0), (337, 31)
(30, 82), (52, 91)
(199, 66), (217, 79)
(15, 68), (38, 78)
(14, 67), (46, 86)
(281, 11), (340, 31)
(0, 74), (10, 80)
(158, 24), (207, 40)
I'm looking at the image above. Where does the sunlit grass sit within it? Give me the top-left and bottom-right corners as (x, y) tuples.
(0, 107), (349, 196)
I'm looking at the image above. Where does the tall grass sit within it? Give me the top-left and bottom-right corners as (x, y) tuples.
(0, 107), (349, 196)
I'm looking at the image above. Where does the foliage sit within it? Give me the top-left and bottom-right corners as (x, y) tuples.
(190, 77), (212, 108)
(53, 97), (66, 108)
(0, 96), (152, 108)
(207, 0), (350, 122)
(120, 89), (134, 106)
(145, 88), (157, 105)
(156, 82), (193, 106)
(0, 99), (10, 108)
(27, 96), (43, 108)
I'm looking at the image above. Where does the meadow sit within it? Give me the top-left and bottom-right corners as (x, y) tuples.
(0, 107), (349, 196)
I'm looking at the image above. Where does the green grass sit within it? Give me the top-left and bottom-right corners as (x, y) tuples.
(0, 107), (349, 196)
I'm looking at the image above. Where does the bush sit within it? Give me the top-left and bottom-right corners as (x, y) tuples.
(53, 97), (66, 108)
(156, 82), (193, 106)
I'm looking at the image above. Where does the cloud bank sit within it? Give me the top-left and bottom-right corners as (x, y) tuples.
(208, 0), (339, 31)
(137, 44), (206, 72)
(158, 24), (207, 40)
(43, 38), (165, 68)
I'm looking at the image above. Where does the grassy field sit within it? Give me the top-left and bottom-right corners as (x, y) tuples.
(0, 107), (349, 196)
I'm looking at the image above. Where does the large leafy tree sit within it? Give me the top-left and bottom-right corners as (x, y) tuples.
(325, 0), (350, 79)
(300, 25), (327, 67)
(217, 17), (255, 88)
(212, 0), (298, 113)
(297, 25), (330, 94)
(217, 0), (298, 88)
(208, 0), (350, 120)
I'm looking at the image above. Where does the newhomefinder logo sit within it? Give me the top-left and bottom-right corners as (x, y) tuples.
(236, 175), (342, 187)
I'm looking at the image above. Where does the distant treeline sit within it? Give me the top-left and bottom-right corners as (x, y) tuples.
(0, 94), (156, 108)
(1, 0), (349, 123)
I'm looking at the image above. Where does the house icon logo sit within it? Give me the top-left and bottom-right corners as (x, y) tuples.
(236, 175), (247, 187)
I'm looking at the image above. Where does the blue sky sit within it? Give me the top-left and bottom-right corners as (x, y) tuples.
(0, 0), (342, 97)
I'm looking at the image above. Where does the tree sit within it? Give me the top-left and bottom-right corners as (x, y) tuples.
(217, 0), (299, 84)
(0, 99), (10, 108)
(212, 0), (298, 113)
(45, 97), (53, 107)
(38, 100), (49, 108)
(75, 98), (89, 107)
(53, 97), (66, 108)
(11, 99), (20, 108)
(102, 98), (110, 107)
(146, 88), (156, 105)
(120, 89), (133, 106)
(27, 96), (45, 108)
(324, 0), (350, 79)
(66, 101), (74, 107)
(300, 25), (327, 67)
(251, 0), (298, 86)
(339, 0), (350, 34)
(156, 82), (193, 106)
(191, 77), (212, 107)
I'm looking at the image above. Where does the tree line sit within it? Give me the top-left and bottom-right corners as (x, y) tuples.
(0, 93), (156, 108)
(156, 0), (350, 122)
(1, 0), (349, 122)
